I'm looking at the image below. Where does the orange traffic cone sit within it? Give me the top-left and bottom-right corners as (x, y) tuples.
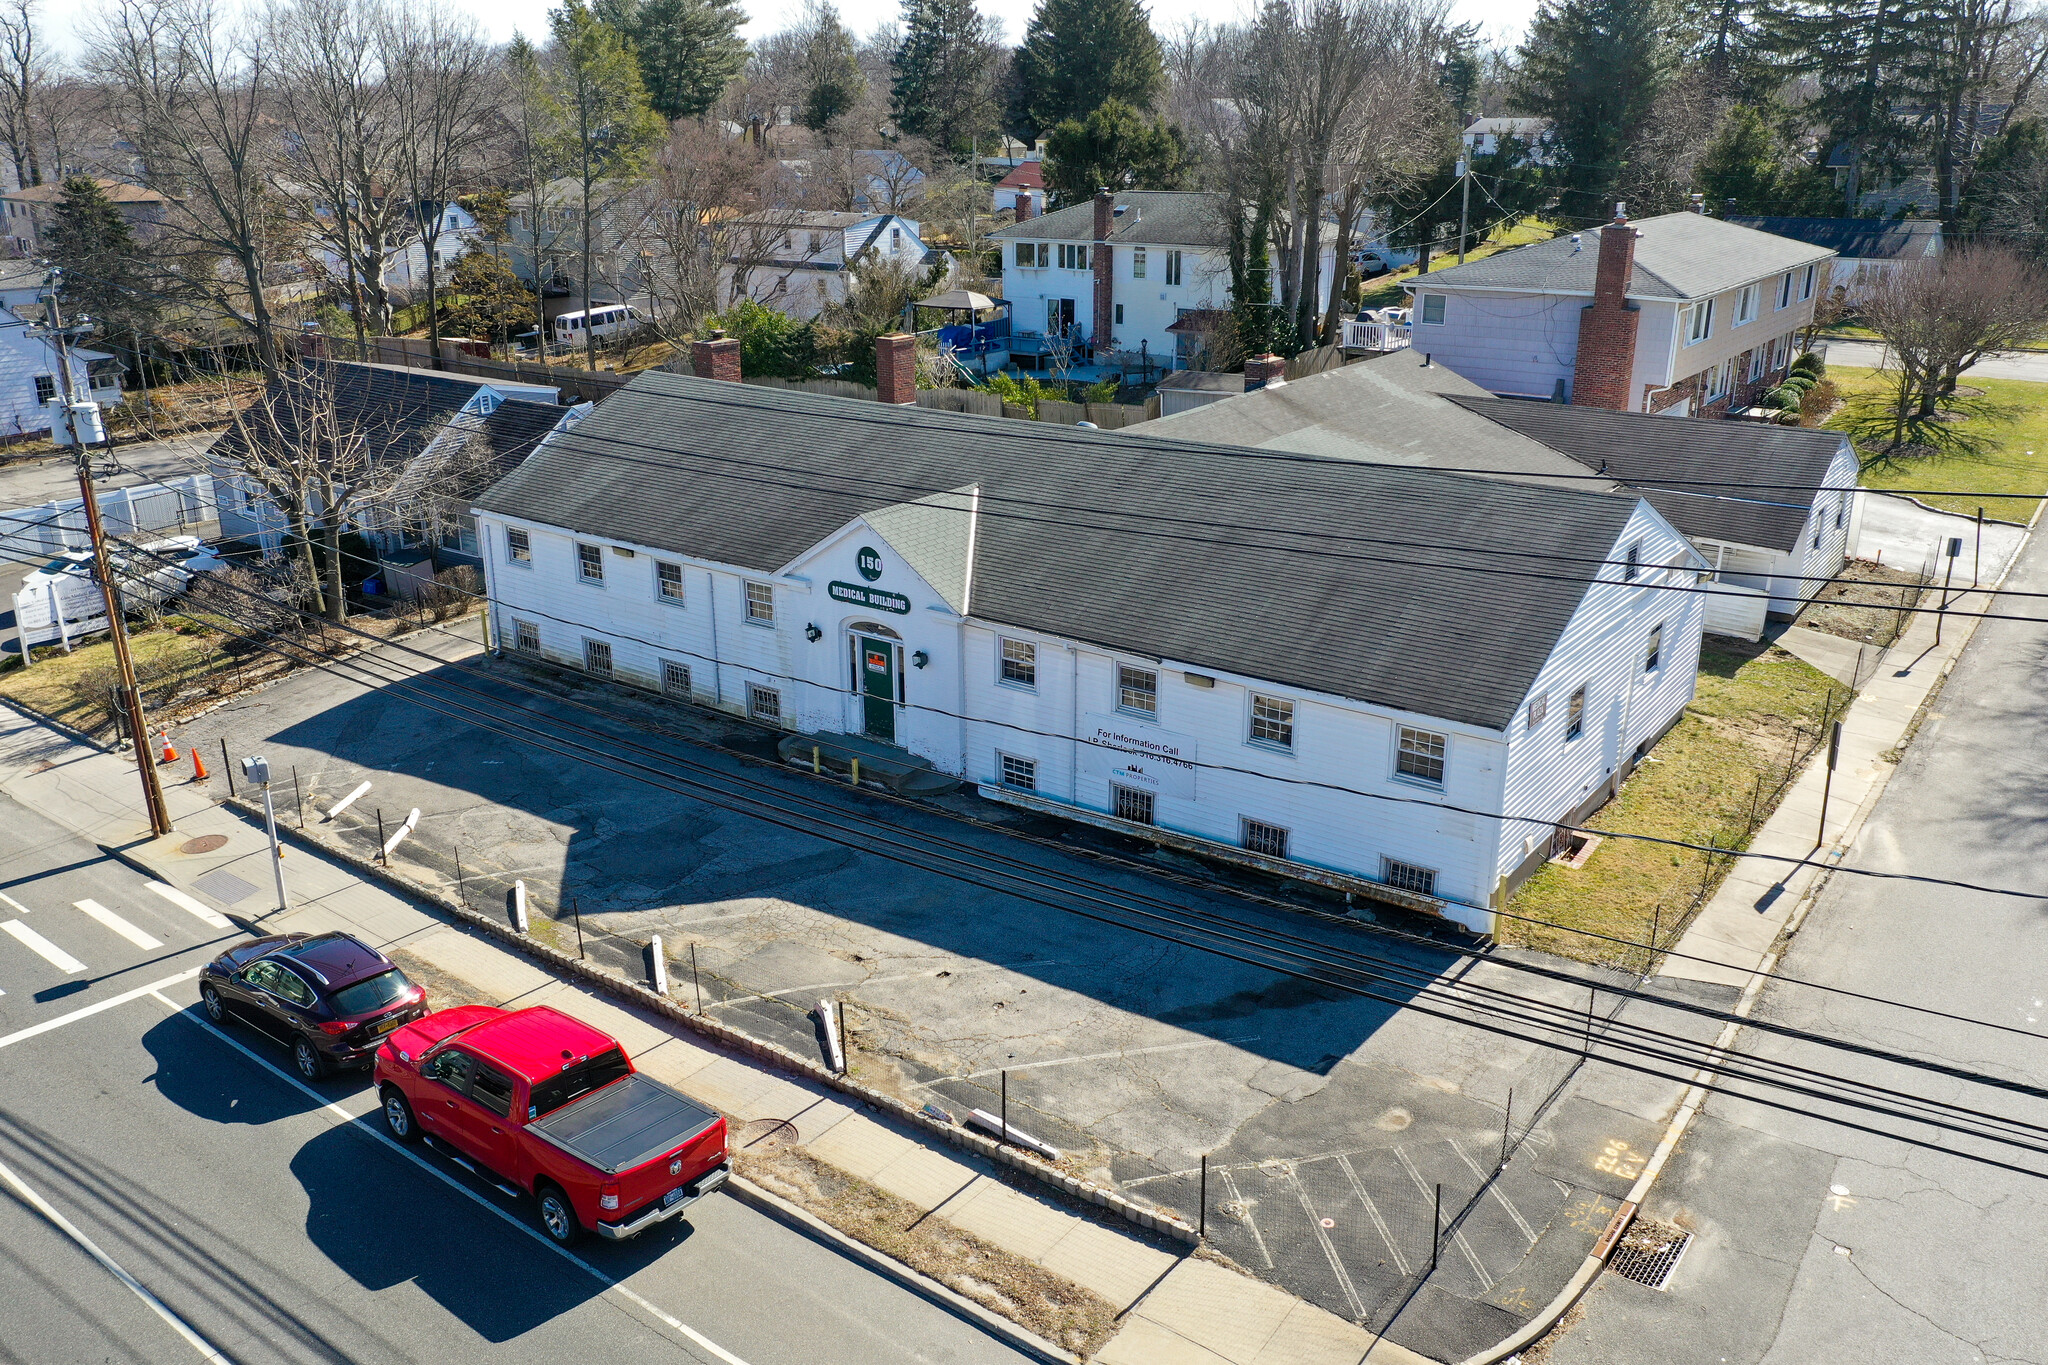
(190, 746), (208, 781)
(159, 730), (178, 764)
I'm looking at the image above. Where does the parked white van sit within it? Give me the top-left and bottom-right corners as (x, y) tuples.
(550, 304), (640, 346)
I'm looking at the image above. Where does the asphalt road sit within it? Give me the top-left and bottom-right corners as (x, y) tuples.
(1545, 511), (2048, 1359)
(0, 790), (1036, 1364)
(1822, 336), (2048, 384)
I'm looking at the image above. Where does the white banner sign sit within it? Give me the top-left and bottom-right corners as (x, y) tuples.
(1078, 713), (1199, 801)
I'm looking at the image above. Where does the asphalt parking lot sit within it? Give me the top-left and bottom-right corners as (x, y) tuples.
(169, 629), (1726, 1355)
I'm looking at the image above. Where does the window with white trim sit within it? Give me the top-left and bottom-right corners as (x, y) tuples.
(1035, 242), (1049, 267)
(506, 527), (531, 565)
(999, 753), (1037, 790)
(1748, 346), (1767, 381)
(1132, 247), (1147, 279)
(1058, 242), (1088, 270)
(1566, 685), (1587, 740)
(1395, 727), (1447, 785)
(744, 581), (774, 624)
(583, 638), (613, 677)
(662, 660), (691, 696)
(1801, 263), (1816, 299)
(1241, 818), (1289, 859)
(514, 618), (540, 654)
(1418, 293), (1445, 324)
(576, 541), (603, 583)
(1383, 858), (1438, 896)
(1777, 271), (1794, 309)
(746, 683), (782, 722)
(999, 637), (1036, 687)
(1117, 665), (1157, 717)
(656, 560), (685, 604)
(1705, 358), (1734, 400)
(1165, 250), (1182, 285)
(1683, 300), (1713, 344)
(1112, 783), (1155, 824)
(1249, 694), (1294, 750)
(1733, 284), (1757, 325)
(32, 374), (55, 403)
(1624, 542), (1641, 581)
(1645, 623), (1663, 672)
(1835, 496), (1846, 529)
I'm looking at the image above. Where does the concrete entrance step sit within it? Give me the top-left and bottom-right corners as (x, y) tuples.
(775, 730), (961, 797)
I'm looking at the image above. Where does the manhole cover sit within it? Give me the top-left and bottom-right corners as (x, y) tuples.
(191, 870), (258, 905)
(1609, 1228), (1692, 1290)
(180, 835), (230, 855)
(737, 1118), (796, 1150)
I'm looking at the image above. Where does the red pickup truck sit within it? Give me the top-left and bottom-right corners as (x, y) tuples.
(374, 1004), (728, 1245)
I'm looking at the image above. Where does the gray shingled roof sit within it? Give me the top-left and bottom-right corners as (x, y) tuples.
(476, 371), (1657, 732)
(1452, 397), (1852, 553)
(987, 191), (1232, 248)
(1725, 216), (1942, 262)
(1140, 351), (1609, 490)
(1414, 213), (1836, 300)
(208, 359), (490, 480)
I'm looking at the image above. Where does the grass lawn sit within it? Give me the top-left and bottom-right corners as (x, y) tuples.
(0, 626), (233, 736)
(1502, 640), (1845, 967)
(1828, 364), (2048, 520)
(1358, 219), (1560, 311)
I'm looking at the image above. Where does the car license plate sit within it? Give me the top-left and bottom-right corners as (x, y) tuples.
(663, 1184), (688, 1208)
(373, 1014), (406, 1036)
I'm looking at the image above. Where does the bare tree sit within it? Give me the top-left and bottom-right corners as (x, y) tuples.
(86, 0), (288, 371)
(1862, 245), (2048, 448)
(0, 0), (50, 188)
(636, 118), (778, 339)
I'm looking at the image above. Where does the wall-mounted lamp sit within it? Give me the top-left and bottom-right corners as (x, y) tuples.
(912, 650), (930, 669)
(805, 623), (823, 642)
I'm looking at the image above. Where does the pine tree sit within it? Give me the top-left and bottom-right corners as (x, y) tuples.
(1513, 0), (1675, 214)
(599, 0), (747, 121)
(1041, 98), (1186, 200)
(797, 4), (866, 132)
(1007, 0), (1163, 145)
(1757, 0), (1920, 212)
(44, 176), (158, 379)
(1693, 105), (1786, 214)
(889, 0), (1003, 153)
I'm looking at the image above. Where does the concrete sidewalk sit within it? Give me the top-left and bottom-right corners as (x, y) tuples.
(0, 704), (1433, 1365)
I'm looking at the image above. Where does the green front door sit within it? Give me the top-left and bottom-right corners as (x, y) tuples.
(858, 637), (896, 742)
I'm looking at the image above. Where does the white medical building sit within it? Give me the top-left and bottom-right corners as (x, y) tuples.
(472, 370), (1708, 934)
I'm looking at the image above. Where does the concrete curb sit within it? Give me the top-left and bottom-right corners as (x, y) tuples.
(212, 794), (1201, 1247)
(723, 1173), (1084, 1365)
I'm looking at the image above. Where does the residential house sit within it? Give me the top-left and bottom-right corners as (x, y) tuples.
(1144, 349), (1860, 632)
(719, 211), (946, 322)
(1460, 116), (1556, 166)
(1404, 208), (1836, 415)
(1725, 216), (1942, 306)
(508, 177), (658, 296)
(470, 364), (1708, 933)
(0, 267), (126, 441)
(0, 177), (172, 253)
(316, 200), (484, 295)
(987, 190), (1338, 377)
(992, 159), (1047, 220)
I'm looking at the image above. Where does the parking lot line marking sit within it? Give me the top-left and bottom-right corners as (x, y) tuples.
(940, 1034), (1262, 1083)
(1448, 1137), (1540, 1242)
(144, 882), (232, 930)
(152, 995), (753, 1365)
(1337, 1154), (1409, 1275)
(0, 890), (31, 915)
(2, 918), (85, 974)
(1284, 1165), (1366, 1318)
(1217, 1169), (1275, 1269)
(0, 969), (200, 1051)
(74, 900), (163, 951)
(0, 1154), (230, 1362)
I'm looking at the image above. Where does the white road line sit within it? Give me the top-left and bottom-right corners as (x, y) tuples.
(2, 919), (85, 974)
(0, 969), (200, 1051)
(143, 882), (232, 930)
(0, 890), (31, 915)
(0, 1154), (230, 1362)
(938, 1034), (1262, 1084)
(152, 995), (752, 1365)
(74, 900), (163, 951)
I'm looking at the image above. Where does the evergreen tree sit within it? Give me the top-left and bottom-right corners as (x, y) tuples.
(1958, 120), (2048, 252)
(890, 0), (1003, 153)
(441, 248), (540, 346)
(1513, 0), (1675, 215)
(44, 176), (158, 378)
(599, 0), (747, 121)
(1041, 99), (1186, 200)
(1757, 0), (1919, 213)
(1693, 105), (1785, 214)
(1007, 0), (1163, 145)
(1438, 21), (1484, 123)
(797, 3), (866, 132)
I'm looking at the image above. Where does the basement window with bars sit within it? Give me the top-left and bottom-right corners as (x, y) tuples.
(1112, 783), (1155, 825)
(1241, 818), (1289, 859)
(1383, 858), (1438, 897)
(662, 660), (691, 697)
(583, 638), (613, 677)
(747, 683), (782, 723)
(513, 619), (540, 654)
(999, 753), (1037, 790)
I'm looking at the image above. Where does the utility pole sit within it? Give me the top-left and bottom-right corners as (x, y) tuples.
(40, 271), (171, 837)
(1456, 157), (1472, 265)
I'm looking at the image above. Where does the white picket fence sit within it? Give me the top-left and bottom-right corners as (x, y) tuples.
(0, 474), (215, 561)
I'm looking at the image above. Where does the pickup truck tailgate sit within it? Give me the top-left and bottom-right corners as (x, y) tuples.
(527, 1073), (722, 1176)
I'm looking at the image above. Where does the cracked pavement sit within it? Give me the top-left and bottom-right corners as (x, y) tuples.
(1544, 523), (2048, 1365)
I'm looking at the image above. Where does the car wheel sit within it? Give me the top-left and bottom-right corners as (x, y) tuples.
(382, 1086), (419, 1143)
(294, 1037), (328, 1081)
(201, 984), (227, 1025)
(537, 1184), (581, 1246)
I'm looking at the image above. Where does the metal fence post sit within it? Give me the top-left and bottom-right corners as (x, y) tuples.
(222, 738), (234, 796)
(376, 808), (387, 864)
(293, 765), (303, 827)
(689, 941), (701, 1010)
(1199, 1154), (1208, 1239)
(1501, 1089), (1513, 1170)
(573, 897), (586, 958)
(455, 851), (466, 909)
(1430, 1183), (1441, 1274)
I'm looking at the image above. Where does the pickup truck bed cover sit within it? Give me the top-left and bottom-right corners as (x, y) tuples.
(525, 1073), (721, 1175)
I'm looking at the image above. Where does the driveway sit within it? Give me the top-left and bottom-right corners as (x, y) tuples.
(1544, 510), (2048, 1361)
(163, 624), (1734, 1360)
(1821, 337), (2048, 384)
(0, 432), (218, 510)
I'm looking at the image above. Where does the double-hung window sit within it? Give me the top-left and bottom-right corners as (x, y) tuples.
(1566, 685), (1587, 741)
(999, 638), (1036, 687)
(506, 527), (532, 566)
(1395, 727), (1447, 785)
(1249, 694), (1294, 750)
(1132, 248), (1147, 279)
(1645, 624), (1663, 672)
(744, 581), (774, 624)
(1777, 271), (1794, 309)
(1418, 293), (1446, 324)
(1015, 242), (1036, 268)
(1748, 347), (1767, 381)
(32, 374), (56, 404)
(576, 541), (604, 583)
(1683, 300), (1713, 345)
(1117, 665), (1157, 717)
(1733, 284), (1757, 326)
(1801, 263), (1816, 300)
(656, 560), (685, 604)
(1165, 250), (1182, 286)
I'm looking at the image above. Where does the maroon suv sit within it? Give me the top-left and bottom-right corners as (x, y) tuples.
(200, 931), (427, 1079)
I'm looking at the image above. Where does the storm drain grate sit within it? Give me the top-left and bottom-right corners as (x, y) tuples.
(1609, 1229), (1692, 1290)
(192, 870), (259, 906)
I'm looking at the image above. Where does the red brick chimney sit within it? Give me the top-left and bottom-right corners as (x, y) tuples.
(691, 329), (740, 382)
(1570, 203), (1640, 411)
(1091, 187), (1114, 350)
(875, 332), (916, 404)
(1244, 353), (1287, 390)
(1014, 191), (1034, 222)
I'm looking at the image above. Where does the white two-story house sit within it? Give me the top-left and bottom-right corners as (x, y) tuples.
(719, 211), (947, 321)
(987, 190), (1337, 377)
(471, 368), (1709, 935)
(1404, 208), (1836, 416)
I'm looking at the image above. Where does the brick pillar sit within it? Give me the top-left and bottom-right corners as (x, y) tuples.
(691, 329), (740, 382)
(1570, 205), (1641, 411)
(1015, 192), (1034, 221)
(875, 332), (917, 403)
(1092, 187), (1114, 352)
(1244, 353), (1288, 391)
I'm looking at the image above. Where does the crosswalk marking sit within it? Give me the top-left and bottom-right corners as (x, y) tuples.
(1, 919), (85, 974)
(145, 881), (232, 930)
(74, 900), (162, 951)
